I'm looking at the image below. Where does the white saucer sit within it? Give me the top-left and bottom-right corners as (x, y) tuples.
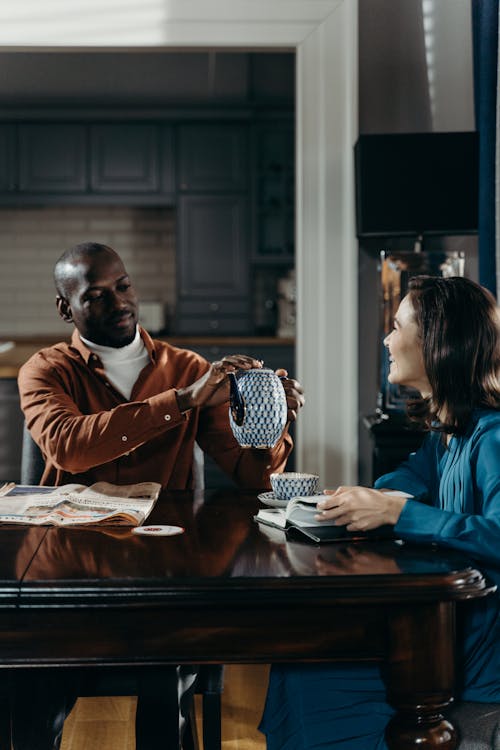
(257, 491), (289, 508)
(132, 525), (184, 536)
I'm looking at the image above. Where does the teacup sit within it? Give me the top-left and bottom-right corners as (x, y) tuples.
(270, 472), (320, 502)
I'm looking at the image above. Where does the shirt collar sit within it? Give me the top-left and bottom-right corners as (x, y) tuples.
(70, 326), (157, 365)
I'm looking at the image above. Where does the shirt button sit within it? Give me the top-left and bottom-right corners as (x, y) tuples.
(121, 435), (128, 442)
(164, 414), (171, 421)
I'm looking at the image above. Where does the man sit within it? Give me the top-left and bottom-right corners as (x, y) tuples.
(16, 242), (304, 750)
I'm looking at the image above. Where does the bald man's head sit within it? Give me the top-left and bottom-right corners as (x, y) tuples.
(54, 243), (119, 298)
(54, 243), (139, 347)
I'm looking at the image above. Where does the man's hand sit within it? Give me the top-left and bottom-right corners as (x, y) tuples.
(175, 355), (262, 412)
(275, 368), (305, 422)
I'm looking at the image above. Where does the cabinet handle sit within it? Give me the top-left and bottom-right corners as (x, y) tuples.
(209, 320), (219, 329)
(209, 303), (219, 312)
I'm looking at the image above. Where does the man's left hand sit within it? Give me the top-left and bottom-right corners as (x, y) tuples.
(275, 368), (305, 422)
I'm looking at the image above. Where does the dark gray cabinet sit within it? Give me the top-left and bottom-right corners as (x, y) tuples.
(0, 112), (295, 339)
(0, 121), (175, 201)
(175, 123), (251, 335)
(252, 122), (294, 263)
(90, 124), (174, 194)
(176, 195), (250, 334)
(19, 124), (87, 193)
(178, 124), (247, 192)
(0, 125), (15, 192)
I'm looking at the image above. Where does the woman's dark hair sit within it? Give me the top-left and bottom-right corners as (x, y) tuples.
(405, 275), (500, 434)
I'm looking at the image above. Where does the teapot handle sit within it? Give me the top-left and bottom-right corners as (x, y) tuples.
(228, 372), (245, 426)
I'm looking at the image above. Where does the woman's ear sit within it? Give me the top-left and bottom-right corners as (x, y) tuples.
(56, 296), (73, 323)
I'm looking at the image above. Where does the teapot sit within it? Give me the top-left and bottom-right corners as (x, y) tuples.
(228, 368), (288, 448)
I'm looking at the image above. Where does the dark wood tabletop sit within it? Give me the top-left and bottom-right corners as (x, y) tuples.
(0, 489), (495, 749)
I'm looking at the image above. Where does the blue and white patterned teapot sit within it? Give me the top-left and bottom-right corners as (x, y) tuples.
(228, 368), (288, 448)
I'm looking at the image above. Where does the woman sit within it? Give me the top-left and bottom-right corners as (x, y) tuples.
(259, 275), (500, 749)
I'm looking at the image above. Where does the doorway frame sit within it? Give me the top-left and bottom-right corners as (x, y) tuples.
(2, 0), (359, 486)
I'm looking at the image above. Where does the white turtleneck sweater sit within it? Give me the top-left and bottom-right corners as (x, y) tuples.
(80, 327), (150, 400)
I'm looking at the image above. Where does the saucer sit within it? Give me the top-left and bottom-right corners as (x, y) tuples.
(132, 525), (184, 536)
(257, 491), (289, 508)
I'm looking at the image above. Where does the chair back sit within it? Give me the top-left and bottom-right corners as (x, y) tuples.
(192, 442), (205, 490)
(20, 423), (45, 485)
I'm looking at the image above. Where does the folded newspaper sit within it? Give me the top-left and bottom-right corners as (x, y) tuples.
(0, 481), (161, 526)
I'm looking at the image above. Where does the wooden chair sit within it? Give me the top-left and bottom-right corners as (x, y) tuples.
(20, 422), (224, 750)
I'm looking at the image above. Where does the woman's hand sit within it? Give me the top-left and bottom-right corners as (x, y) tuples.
(315, 486), (407, 531)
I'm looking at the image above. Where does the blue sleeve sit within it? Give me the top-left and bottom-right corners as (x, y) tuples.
(394, 424), (500, 566)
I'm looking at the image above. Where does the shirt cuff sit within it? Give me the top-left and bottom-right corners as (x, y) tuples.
(148, 389), (186, 427)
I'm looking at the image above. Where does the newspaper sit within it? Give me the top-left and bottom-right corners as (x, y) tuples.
(0, 481), (161, 526)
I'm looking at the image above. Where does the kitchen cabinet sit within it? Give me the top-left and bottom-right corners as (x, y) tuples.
(252, 122), (294, 263)
(0, 109), (295, 337)
(0, 125), (15, 192)
(175, 123), (251, 335)
(177, 123), (247, 192)
(176, 195), (250, 334)
(0, 121), (175, 202)
(19, 124), (87, 193)
(90, 124), (174, 194)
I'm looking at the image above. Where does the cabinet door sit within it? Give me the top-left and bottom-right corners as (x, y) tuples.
(178, 194), (249, 298)
(178, 124), (248, 192)
(0, 125), (16, 192)
(19, 124), (87, 192)
(90, 124), (163, 193)
(176, 194), (250, 333)
(253, 123), (294, 262)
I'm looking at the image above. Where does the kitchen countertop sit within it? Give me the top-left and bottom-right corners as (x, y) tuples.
(0, 336), (295, 378)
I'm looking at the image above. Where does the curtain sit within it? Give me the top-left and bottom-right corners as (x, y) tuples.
(472, 0), (499, 298)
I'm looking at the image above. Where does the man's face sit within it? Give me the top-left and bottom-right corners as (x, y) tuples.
(57, 251), (139, 347)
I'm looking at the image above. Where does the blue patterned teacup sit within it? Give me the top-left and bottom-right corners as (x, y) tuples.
(270, 472), (320, 501)
(228, 368), (288, 448)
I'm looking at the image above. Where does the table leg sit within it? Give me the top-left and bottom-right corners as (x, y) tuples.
(384, 602), (457, 749)
(0, 699), (9, 750)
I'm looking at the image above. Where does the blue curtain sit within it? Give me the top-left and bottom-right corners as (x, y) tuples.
(472, 0), (499, 297)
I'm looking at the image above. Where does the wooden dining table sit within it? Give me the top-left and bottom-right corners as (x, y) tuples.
(0, 488), (495, 749)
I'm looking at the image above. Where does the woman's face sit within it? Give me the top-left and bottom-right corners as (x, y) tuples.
(384, 295), (431, 397)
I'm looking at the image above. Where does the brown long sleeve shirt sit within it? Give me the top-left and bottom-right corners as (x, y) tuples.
(18, 327), (292, 489)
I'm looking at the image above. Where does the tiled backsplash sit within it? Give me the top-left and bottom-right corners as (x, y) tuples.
(0, 206), (176, 337)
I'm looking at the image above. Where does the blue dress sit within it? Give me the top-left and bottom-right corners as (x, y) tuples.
(259, 410), (500, 749)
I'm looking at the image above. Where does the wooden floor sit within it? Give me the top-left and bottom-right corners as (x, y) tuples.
(60, 664), (269, 750)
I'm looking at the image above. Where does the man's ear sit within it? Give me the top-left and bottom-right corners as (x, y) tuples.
(56, 296), (73, 323)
